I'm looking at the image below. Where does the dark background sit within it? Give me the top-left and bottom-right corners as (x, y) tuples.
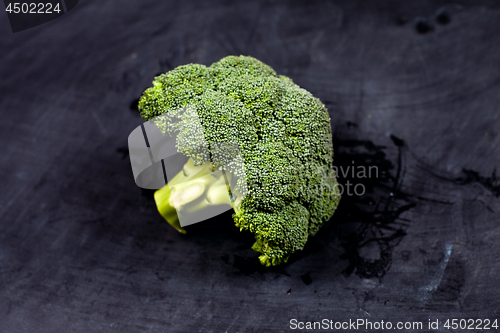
(1, 0), (500, 332)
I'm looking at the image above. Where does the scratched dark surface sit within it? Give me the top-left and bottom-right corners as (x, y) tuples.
(1, 0), (500, 332)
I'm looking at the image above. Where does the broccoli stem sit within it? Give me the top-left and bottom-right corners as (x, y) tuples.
(154, 158), (234, 233)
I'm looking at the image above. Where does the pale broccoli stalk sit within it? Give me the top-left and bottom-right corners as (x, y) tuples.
(154, 157), (240, 234)
(139, 55), (341, 266)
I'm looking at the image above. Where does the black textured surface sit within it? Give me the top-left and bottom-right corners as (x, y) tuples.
(1, 1), (500, 332)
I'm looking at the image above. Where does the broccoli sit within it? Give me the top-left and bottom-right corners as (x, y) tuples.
(138, 55), (341, 266)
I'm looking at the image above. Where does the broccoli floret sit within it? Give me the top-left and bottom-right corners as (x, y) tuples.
(138, 55), (341, 266)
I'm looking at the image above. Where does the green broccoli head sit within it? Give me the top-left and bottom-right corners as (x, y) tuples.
(139, 55), (341, 266)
